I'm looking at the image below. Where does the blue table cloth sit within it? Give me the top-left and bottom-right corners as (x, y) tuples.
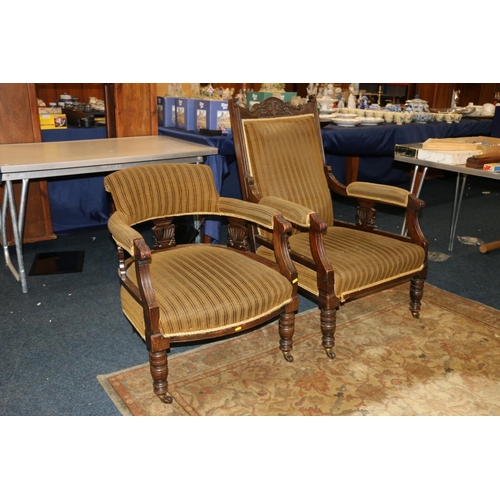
(45, 119), (494, 237)
(321, 118), (493, 184)
(43, 126), (110, 234)
(161, 119), (493, 190)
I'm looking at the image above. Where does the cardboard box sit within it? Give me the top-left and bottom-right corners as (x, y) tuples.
(193, 99), (231, 132)
(417, 148), (480, 165)
(442, 136), (500, 156)
(39, 113), (67, 130)
(396, 137), (500, 165)
(246, 91), (297, 109)
(175, 98), (195, 131)
(157, 96), (176, 127)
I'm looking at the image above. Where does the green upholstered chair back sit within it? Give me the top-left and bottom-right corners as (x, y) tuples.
(104, 162), (220, 225)
(241, 114), (334, 226)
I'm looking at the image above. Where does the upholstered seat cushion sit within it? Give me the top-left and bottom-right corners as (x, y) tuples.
(257, 227), (426, 302)
(121, 245), (293, 339)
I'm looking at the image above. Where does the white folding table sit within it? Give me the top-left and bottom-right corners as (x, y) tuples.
(0, 135), (218, 292)
(394, 143), (500, 252)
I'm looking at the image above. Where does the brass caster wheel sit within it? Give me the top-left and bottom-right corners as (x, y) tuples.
(412, 311), (420, 319)
(325, 348), (336, 360)
(158, 393), (173, 404)
(283, 352), (294, 362)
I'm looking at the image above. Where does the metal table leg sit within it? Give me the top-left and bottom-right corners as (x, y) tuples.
(402, 164), (428, 236)
(448, 173), (467, 252)
(1, 179), (29, 293)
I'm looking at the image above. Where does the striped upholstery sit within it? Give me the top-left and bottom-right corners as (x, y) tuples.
(258, 228), (425, 301)
(104, 163), (220, 225)
(240, 112), (426, 302)
(242, 115), (334, 226)
(104, 162), (294, 341)
(121, 245), (293, 339)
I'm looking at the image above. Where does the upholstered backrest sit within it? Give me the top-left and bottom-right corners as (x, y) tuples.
(241, 114), (334, 226)
(104, 163), (220, 225)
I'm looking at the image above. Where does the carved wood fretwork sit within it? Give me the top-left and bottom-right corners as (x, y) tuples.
(356, 201), (377, 229)
(152, 218), (176, 249)
(226, 217), (249, 250)
(247, 97), (306, 118)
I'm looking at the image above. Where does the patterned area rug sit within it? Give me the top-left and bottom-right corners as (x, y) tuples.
(98, 284), (500, 416)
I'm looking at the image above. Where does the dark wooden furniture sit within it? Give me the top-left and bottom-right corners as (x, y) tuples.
(104, 83), (158, 138)
(229, 97), (429, 360)
(35, 83), (105, 107)
(35, 83), (159, 139)
(414, 83), (499, 109)
(104, 162), (298, 403)
(0, 83), (55, 244)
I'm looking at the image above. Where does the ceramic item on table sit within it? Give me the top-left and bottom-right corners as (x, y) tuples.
(359, 95), (370, 109)
(383, 111), (394, 123)
(373, 110), (385, 119)
(319, 114), (335, 126)
(355, 109), (365, 117)
(444, 114), (453, 124)
(385, 103), (401, 113)
(403, 112), (414, 124)
(405, 97), (430, 113)
(413, 112), (434, 123)
(434, 113), (445, 122)
(467, 103), (484, 116)
(359, 117), (384, 126)
(317, 96), (336, 113)
(482, 103), (495, 116)
(364, 110), (375, 117)
(332, 116), (361, 127)
(451, 113), (462, 123)
(393, 113), (405, 125)
(347, 93), (357, 109)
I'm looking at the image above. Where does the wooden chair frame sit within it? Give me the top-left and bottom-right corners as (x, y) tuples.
(229, 97), (429, 359)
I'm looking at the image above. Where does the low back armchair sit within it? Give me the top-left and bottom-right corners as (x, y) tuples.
(229, 96), (428, 360)
(104, 162), (298, 403)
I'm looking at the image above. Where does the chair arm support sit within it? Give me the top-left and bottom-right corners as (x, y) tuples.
(132, 239), (160, 345)
(258, 196), (314, 228)
(218, 197), (284, 230)
(346, 182), (411, 207)
(108, 211), (144, 256)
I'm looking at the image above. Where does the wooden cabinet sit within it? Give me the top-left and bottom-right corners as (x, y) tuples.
(35, 83), (105, 107)
(104, 83), (158, 137)
(0, 83), (55, 244)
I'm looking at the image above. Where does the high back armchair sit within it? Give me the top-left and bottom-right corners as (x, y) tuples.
(229, 97), (428, 360)
(104, 162), (298, 403)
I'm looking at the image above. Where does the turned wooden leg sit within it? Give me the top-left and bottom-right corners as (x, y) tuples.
(278, 311), (295, 362)
(149, 350), (173, 404)
(409, 277), (425, 319)
(321, 307), (337, 359)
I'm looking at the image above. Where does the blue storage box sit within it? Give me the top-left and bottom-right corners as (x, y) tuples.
(157, 96), (176, 127)
(175, 98), (196, 131)
(193, 99), (231, 132)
